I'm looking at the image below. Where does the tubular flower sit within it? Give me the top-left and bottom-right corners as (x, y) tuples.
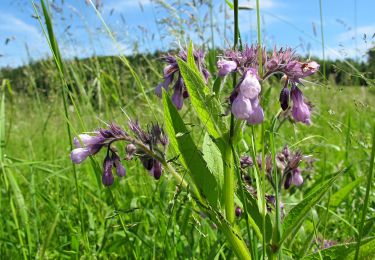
(156, 47), (210, 110)
(230, 69), (264, 125)
(217, 59), (237, 76)
(290, 85), (311, 125)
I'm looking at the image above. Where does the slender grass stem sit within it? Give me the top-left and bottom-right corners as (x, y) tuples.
(354, 125), (375, 259)
(319, 0), (326, 80)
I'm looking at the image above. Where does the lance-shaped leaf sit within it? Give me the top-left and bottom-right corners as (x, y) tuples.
(176, 43), (228, 140)
(302, 236), (375, 260)
(163, 90), (219, 207)
(279, 168), (346, 245)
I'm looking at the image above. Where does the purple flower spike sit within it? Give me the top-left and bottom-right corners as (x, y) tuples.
(292, 168), (303, 186)
(73, 134), (93, 148)
(279, 86), (290, 111)
(102, 156), (114, 186)
(70, 147), (91, 164)
(246, 98), (264, 125)
(232, 94), (253, 119)
(291, 86), (311, 125)
(217, 59), (237, 76)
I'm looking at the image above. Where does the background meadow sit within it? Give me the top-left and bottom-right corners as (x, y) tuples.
(0, 0), (374, 259)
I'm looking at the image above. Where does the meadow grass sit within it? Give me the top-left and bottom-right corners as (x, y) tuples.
(1, 72), (374, 258)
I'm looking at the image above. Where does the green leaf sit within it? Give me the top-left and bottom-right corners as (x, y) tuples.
(225, 0), (234, 9)
(241, 188), (273, 243)
(202, 133), (224, 201)
(330, 176), (363, 207)
(302, 236), (375, 260)
(212, 76), (222, 95)
(280, 168), (346, 245)
(162, 90), (219, 207)
(176, 43), (228, 140)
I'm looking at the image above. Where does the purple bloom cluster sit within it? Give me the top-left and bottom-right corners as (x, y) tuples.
(218, 45), (319, 125)
(240, 145), (307, 190)
(70, 121), (168, 186)
(128, 121), (168, 180)
(155, 48), (210, 110)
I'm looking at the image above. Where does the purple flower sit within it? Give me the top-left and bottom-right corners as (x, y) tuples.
(102, 156), (114, 186)
(156, 47), (210, 110)
(231, 94), (252, 119)
(126, 143), (137, 160)
(235, 207), (242, 217)
(290, 86), (311, 125)
(292, 168), (303, 186)
(239, 70), (261, 99)
(246, 98), (264, 125)
(279, 86), (290, 111)
(113, 154), (126, 177)
(171, 77), (184, 110)
(217, 59), (237, 76)
(240, 155), (253, 168)
(150, 159), (163, 180)
(70, 147), (91, 164)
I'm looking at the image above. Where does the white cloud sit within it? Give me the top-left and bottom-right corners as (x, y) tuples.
(239, 0), (279, 10)
(104, 0), (152, 13)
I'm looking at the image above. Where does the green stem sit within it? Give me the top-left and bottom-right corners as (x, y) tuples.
(256, 0), (263, 77)
(354, 125), (375, 259)
(319, 0), (326, 80)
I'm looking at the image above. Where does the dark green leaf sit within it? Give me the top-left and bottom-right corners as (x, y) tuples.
(163, 90), (219, 207)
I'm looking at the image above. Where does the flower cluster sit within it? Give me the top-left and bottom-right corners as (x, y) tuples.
(70, 121), (168, 186)
(155, 48), (210, 110)
(218, 45), (319, 125)
(240, 145), (308, 190)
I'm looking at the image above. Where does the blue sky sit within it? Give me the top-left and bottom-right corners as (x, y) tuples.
(0, 0), (374, 68)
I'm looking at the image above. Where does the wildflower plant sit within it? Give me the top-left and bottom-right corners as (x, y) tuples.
(68, 2), (351, 260)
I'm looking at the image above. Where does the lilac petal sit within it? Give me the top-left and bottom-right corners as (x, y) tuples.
(239, 70), (261, 99)
(246, 98), (264, 125)
(231, 94), (252, 119)
(217, 59), (237, 77)
(70, 148), (90, 164)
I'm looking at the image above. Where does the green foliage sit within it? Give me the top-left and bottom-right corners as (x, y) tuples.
(162, 90), (220, 207)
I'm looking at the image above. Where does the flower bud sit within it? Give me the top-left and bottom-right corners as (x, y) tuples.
(235, 207), (242, 217)
(102, 156), (114, 186)
(113, 154), (126, 177)
(150, 160), (163, 180)
(240, 155), (253, 168)
(126, 143), (137, 160)
(279, 87), (290, 111)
